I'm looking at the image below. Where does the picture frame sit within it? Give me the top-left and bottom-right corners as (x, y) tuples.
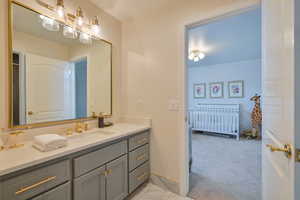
(209, 82), (224, 98)
(228, 80), (244, 98)
(194, 83), (206, 98)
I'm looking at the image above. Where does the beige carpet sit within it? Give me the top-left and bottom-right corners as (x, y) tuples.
(188, 132), (261, 200)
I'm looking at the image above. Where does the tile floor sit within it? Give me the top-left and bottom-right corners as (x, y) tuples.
(130, 183), (192, 200)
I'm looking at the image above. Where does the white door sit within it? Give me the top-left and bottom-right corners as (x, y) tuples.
(26, 53), (75, 124)
(262, 0), (299, 200)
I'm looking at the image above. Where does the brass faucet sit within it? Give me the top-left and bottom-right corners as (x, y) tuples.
(8, 131), (25, 149)
(75, 122), (89, 133)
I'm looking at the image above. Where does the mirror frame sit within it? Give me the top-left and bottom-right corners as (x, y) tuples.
(8, 0), (113, 129)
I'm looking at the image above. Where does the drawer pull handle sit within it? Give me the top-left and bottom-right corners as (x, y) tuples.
(137, 138), (147, 144)
(137, 172), (148, 181)
(136, 154), (146, 161)
(101, 169), (112, 177)
(15, 176), (56, 195)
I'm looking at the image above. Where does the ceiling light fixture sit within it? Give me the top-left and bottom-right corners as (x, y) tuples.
(189, 50), (205, 62)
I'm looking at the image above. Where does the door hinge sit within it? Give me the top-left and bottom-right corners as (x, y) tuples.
(296, 149), (300, 162)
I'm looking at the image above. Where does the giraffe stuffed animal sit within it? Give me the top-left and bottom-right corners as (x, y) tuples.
(250, 94), (262, 139)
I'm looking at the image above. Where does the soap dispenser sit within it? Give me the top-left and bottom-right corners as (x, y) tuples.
(0, 137), (4, 151)
(98, 112), (105, 128)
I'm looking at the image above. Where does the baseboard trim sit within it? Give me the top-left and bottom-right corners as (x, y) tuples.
(150, 173), (180, 194)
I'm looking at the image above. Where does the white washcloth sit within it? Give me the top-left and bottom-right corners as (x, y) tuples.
(33, 134), (67, 152)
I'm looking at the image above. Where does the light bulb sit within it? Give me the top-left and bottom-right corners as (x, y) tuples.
(76, 7), (84, 27)
(92, 24), (100, 35)
(77, 16), (83, 26)
(199, 52), (205, 60)
(63, 26), (77, 39)
(56, 5), (64, 18)
(194, 56), (200, 62)
(39, 15), (59, 31)
(188, 52), (195, 60)
(91, 16), (100, 36)
(79, 32), (92, 44)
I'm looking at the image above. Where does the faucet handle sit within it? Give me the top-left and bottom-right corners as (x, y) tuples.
(9, 131), (24, 136)
(65, 128), (73, 136)
(84, 123), (89, 131)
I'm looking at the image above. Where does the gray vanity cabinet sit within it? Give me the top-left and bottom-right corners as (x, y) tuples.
(73, 166), (106, 200)
(106, 155), (128, 200)
(31, 182), (71, 200)
(0, 130), (150, 200)
(74, 155), (128, 200)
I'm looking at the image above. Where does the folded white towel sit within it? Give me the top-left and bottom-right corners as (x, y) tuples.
(33, 134), (67, 152)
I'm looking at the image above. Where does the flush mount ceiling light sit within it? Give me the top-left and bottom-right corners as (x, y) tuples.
(36, 0), (102, 44)
(189, 50), (205, 62)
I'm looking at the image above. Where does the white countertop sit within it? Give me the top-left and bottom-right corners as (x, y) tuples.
(0, 123), (150, 176)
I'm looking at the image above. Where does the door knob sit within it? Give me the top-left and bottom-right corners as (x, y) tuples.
(28, 111), (34, 115)
(266, 144), (292, 158)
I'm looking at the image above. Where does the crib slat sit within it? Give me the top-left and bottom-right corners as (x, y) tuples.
(189, 104), (240, 139)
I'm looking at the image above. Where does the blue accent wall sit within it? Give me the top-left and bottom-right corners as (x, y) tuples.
(75, 59), (87, 118)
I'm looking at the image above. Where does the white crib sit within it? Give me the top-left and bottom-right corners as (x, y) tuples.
(189, 104), (240, 140)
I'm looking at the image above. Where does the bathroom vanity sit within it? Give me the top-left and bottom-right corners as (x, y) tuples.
(0, 124), (150, 200)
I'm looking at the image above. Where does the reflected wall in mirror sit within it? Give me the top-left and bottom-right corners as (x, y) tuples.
(10, 2), (112, 127)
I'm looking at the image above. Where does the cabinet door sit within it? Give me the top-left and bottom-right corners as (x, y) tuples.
(31, 182), (71, 200)
(73, 166), (106, 200)
(106, 155), (128, 200)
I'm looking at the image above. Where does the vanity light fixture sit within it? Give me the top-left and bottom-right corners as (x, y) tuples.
(56, 0), (65, 18)
(36, 0), (102, 44)
(189, 50), (205, 62)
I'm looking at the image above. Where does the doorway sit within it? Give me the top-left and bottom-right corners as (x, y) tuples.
(186, 7), (262, 200)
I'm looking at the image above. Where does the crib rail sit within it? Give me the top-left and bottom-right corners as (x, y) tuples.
(189, 104), (240, 140)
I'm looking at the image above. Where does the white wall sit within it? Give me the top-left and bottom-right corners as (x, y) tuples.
(121, 0), (260, 193)
(188, 59), (261, 131)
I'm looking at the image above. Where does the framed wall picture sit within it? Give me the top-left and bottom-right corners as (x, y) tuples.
(194, 83), (206, 98)
(209, 82), (224, 98)
(228, 80), (244, 98)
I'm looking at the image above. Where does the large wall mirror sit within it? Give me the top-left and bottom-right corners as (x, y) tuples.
(9, 1), (112, 128)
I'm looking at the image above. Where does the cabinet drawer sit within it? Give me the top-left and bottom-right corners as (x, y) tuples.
(129, 162), (150, 193)
(129, 144), (149, 171)
(74, 140), (127, 177)
(129, 131), (149, 151)
(2, 160), (70, 200)
(31, 182), (71, 200)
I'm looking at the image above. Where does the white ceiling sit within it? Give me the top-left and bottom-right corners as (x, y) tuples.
(89, 0), (174, 20)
